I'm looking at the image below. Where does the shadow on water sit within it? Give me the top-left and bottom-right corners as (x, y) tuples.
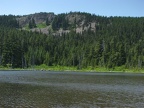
(0, 71), (144, 107)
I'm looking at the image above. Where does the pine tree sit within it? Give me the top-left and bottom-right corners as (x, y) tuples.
(29, 18), (37, 29)
(46, 18), (50, 26)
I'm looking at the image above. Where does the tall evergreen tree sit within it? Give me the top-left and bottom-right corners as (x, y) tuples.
(29, 18), (37, 29)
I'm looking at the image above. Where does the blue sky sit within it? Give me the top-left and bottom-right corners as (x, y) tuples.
(0, 0), (143, 17)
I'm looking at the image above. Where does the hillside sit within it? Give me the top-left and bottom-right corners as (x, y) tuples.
(16, 12), (99, 35)
(0, 12), (144, 71)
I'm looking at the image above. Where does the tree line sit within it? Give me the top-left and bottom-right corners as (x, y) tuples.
(0, 13), (144, 69)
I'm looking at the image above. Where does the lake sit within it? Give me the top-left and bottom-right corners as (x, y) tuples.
(0, 71), (144, 108)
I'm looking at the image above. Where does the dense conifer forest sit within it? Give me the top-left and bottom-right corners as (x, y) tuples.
(0, 12), (144, 70)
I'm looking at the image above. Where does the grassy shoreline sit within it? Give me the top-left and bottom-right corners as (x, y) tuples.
(0, 64), (144, 73)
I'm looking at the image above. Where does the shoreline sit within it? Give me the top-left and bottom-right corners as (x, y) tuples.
(0, 66), (144, 74)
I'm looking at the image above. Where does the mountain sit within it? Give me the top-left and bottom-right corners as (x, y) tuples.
(0, 12), (144, 70)
(17, 12), (55, 27)
(16, 12), (100, 35)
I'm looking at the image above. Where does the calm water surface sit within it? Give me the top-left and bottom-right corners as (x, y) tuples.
(0, 71), (144, 108)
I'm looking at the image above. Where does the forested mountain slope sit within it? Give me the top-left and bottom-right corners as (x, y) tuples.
(0, 12), (144, 69)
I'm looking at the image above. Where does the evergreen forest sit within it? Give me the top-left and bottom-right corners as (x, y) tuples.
(0, 12), (144, 70)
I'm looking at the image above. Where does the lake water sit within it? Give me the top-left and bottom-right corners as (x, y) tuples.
(0, 71), (144, 108)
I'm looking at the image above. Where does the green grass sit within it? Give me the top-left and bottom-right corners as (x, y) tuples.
(32, 64), (144, 73)
(34, 64), (77, 71)
(1, 64), (144, 73)
(36, 23), (47, 28)
(22, 23), (47, 30)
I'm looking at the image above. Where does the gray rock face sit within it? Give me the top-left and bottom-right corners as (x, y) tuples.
(17, 12), (55, 27)
(16, 12), (97, 35)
